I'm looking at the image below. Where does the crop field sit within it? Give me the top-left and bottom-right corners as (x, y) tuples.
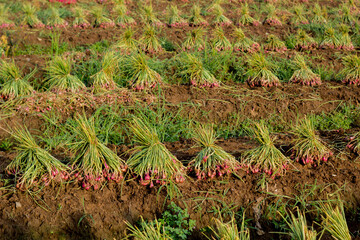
(1, 0), (360, 239)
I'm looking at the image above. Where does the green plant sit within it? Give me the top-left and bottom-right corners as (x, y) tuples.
(130, 103), (193, 142)
(72, 7), (90, 28)
(158, 202), (196, 240)
(318, 201), (351, 240)
(311, 4), (327, 24)
(178, 53), (219, 88)
(320, 26), (340, 49)
(338, 24), (355, 50)
(91, 51), (119, 92)
(0, 60), (35, 99)
(264, 4), (282, 26)
(6, 126), (69, 189)
(67, 113), (127, 190)
(141, 4), (163, 26)
(295, 29), (317, 50)
(212, 4), (232, 26)
(290, 54), (321, 86)
(189, 124), (239, 180)
(45, 7), (68, 28)
(339, 54), (360, 85)
(127, 117), (185, 186)
(139, 24), (163, 54)
(45, 56), (85, 92)
(113, 27), (138, 54)
(242, 121), (289, 178)
(246, 53), (280, 87)
(208, 214), (250, 240)
(238, 4), (260, 26)
(0, 4), (14, 28)
(21, 3), (44, 28)
(206, 0), (223, 12)
(291, 117), (332, 166)
(264, 34), (287, 52)
(123, 53), (162, 90)
(126, 217), (171, 240)
(0, 138), (13, 151)
(114, 3), (136, 28)
(182, 27), (206, 51)
(91, 6), (114, 28)
(212, 27), (232, 51)
(232, 28), (259, 53)
(167, 5), (187, 27)
(290, 5), (309, 25)
(313, 104), (355, 131)
(189, 5), (208, 26)
(281, 208), (317, 240)
(338, 4), (356, 25)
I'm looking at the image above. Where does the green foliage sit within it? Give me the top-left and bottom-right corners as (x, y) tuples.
(318, 201), (351, 240)
(91, 6), (114, 27)
(67, 113), (126, 181)
(161, 38), (176, 52)
(294, 29), (318, 50)
(45, 7), (68, 27)
(0, 138), (12, 151)
(291, 116), (332, 165)
(72, 7), (90, 27)
(167, 5), (187, 27)
(313, 104), (356, 130)
(311, 4), (327, 24)
(73, 54), (102, 86)
(127, 117), (185, 185)
(212, 4), (232, 26)
(122, 53), (162, 90)
(158, 202), (196, 240)
(290, 54), (321, 86)
(178, 52), (219, 87)
(141, 4), (162, 26)
(339, 54), (360, 85)
(263, 34), (287, 52)
(0, 60), (35, 98)
(21, 3), (43, 27)
(281, 208), (317, 240)
(209, 215), (250, 240)
(0, 4), (13, 26)
(114, 3), (135, 27)
(189, 124), (239, 180)
(290, 5), (309, 25)
(232, 28), (260, 53)
(45, 56), (85, 92)
(113, 27), (138, 54)
(212, 27), (232, 51)
(6, 125), (69, 189)
(285, 33), (297, 49)
(238, 3), (259, 26)
(189, 5), (207, 26)
(276, 57), (293, 82)
(182, 27), (206, 51)
(246, 53), (280, 87)
(139, 24), (163, 54)
(91, 51), (119, 92)
(242, 121), (289, 177)
(202, 50), (235, 83)
(126, 217), (171, 240)
(130, 103), (192, 143)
